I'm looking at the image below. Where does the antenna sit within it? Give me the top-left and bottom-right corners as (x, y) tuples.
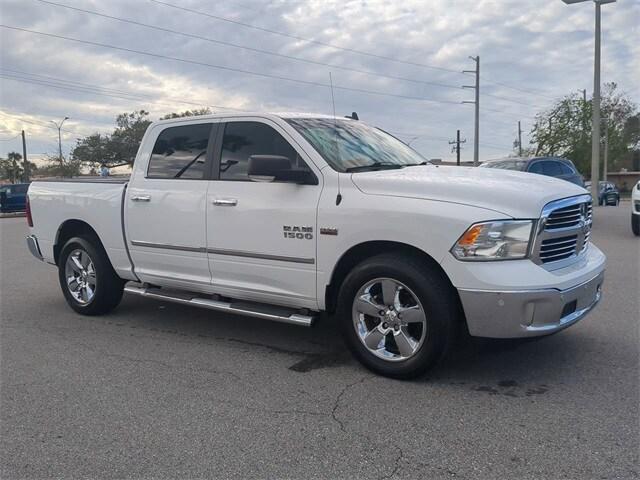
(329, 72), (342, 205)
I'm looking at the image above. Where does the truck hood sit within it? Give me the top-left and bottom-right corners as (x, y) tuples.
(350, 165), (588, 218)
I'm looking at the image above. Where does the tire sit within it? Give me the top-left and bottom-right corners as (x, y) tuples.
(58, 235), (124, 315)
(336, 253), (459, 379)
(632, 214), (640, 237)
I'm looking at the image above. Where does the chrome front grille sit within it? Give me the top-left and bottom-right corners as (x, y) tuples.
(533, 195), (593, 267)
(545, 202), (592, 230)
(539, 234), (579, 262)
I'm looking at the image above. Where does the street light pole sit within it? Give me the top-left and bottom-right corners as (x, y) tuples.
(51, 116), (69, 175)
(561, 0), (615, 204)
(591, 1), (601, 202)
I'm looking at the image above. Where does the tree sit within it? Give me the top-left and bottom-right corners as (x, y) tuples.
(70, 110), (151, 169)
(36, 155), (82, 178)
(0, 152), (36, 183)
(70, 108), (213, 171)
(529, 83), (638, 176)
(160, 108), (212, 120)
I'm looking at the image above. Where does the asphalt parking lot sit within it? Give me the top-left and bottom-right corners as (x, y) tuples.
(1, 205), (638, 479)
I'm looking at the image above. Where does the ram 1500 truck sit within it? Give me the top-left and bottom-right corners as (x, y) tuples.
(26, 113), (605, 378)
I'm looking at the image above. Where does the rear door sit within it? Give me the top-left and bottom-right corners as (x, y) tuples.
(205, 118), (322, 309)
(126, 120), (219, 288)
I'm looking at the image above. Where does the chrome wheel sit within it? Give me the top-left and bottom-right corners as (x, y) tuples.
(64, 249), (96, 305)
(352, 277), (427, 362)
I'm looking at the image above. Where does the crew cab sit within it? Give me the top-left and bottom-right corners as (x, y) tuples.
(26, 113), (606, 378)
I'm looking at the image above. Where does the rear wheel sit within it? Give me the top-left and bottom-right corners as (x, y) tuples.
(337, 253), (458, 379)
(632, 214), (640, 237)
(58, 236), (124, 315)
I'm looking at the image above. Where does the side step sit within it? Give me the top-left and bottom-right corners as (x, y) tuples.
(124, 284), (316, 327)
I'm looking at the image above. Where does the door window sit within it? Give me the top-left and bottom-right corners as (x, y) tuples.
(147, 123), (212, 179)
(219, 121), (309, 181)
(558, 162), (574, 175)
(528, 162), (543, 174)
(542, 161), (563, 177)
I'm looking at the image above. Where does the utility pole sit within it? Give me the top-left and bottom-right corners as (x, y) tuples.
(517, 121), (523, 156)
(449, 130), (466, 166)
(21, 130), (29, 182)
(603, 118), (608, 182)
(51, 116), (69, 175)
(462, 55), (479, 166)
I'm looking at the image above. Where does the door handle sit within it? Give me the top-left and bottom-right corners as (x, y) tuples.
(212, 198), (238, 206)
(130, 195), (151, 202)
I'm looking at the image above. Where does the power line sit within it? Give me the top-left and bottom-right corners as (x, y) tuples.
(0, 111), (99, 137)
(0, 70), (246, 113)
(480, 74), (557, 101)
(147, 0), (465, 75)
(0, 25), (463, 107)
(0, 133), (21, 141)
(34, 0), (464, 93)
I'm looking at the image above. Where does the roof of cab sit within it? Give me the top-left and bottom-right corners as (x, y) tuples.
(152, 111), (340, 126)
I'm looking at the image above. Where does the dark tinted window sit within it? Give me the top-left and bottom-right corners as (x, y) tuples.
(528, 162), (543, 174)
(220, 122), (306, 181)
(558, 162), (574, 175)
(148, 124), (212, 179)
(13, 184), (28, 194)
(542, 161), (563, 177)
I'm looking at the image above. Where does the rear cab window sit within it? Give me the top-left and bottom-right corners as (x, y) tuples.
(147, 123), (213, 179)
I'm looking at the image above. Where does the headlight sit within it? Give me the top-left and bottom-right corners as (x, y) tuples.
(451, 220), (533, 261)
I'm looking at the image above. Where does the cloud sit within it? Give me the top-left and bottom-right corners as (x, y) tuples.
(0, 0), (638, 164)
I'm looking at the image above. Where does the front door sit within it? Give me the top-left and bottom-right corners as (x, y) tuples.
(126, 121), (218, 289)
(206, 119), (322, 309)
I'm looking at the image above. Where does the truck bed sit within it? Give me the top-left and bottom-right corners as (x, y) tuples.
(28, 179), (135, 279)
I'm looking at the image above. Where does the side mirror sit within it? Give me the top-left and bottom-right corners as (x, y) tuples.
(248, 155), (316, 185)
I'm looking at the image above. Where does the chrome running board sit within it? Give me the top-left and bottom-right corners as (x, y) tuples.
(124, 284), (315, 327)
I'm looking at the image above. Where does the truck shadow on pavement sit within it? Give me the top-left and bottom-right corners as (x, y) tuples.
(112, 294), (592, 388)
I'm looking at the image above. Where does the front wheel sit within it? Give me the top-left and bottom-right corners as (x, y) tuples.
(632, 214), (640, 236)
(58, 236), (124, 315)
(337, 253), (459, 379)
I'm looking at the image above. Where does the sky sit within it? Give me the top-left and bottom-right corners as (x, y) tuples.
(1, 0), (638, 165)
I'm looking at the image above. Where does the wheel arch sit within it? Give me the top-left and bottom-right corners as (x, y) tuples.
(324, 240), (462, 317)
(53, 219), (103, 265)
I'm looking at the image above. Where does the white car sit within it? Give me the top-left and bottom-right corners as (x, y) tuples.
(632, 180), (640, 236)
(25, 113), (605, 378)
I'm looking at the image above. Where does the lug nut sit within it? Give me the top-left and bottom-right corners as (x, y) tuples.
(382, 322), (388, 329)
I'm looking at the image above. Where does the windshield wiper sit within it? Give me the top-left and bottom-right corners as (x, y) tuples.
(345, 162), (406, 172)
(401, 161), (431, 167)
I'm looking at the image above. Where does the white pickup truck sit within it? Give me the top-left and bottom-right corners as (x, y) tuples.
(26, 113), (605, 378)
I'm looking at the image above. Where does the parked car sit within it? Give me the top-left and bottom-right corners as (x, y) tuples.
(632, 181), (640, 236)
(25, 113), (605, 379)
(480, 156), (584, 187)
(585, 181), (620, 206)
(0, 183), (30, 213)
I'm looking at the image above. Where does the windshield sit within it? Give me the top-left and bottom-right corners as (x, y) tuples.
(480, 160), (528, 171)
(285, 118), (427, 172)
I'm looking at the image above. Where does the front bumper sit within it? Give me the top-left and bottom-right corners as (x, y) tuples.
(459, 270), (604, 338)
(26, 235), (44, 261)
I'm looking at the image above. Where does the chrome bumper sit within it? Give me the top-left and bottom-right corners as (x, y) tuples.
(26, 235), (43, 261)
(459, 270), (605, 338)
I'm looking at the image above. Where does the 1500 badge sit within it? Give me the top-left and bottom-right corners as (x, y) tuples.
(283, 226), (313, 240)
